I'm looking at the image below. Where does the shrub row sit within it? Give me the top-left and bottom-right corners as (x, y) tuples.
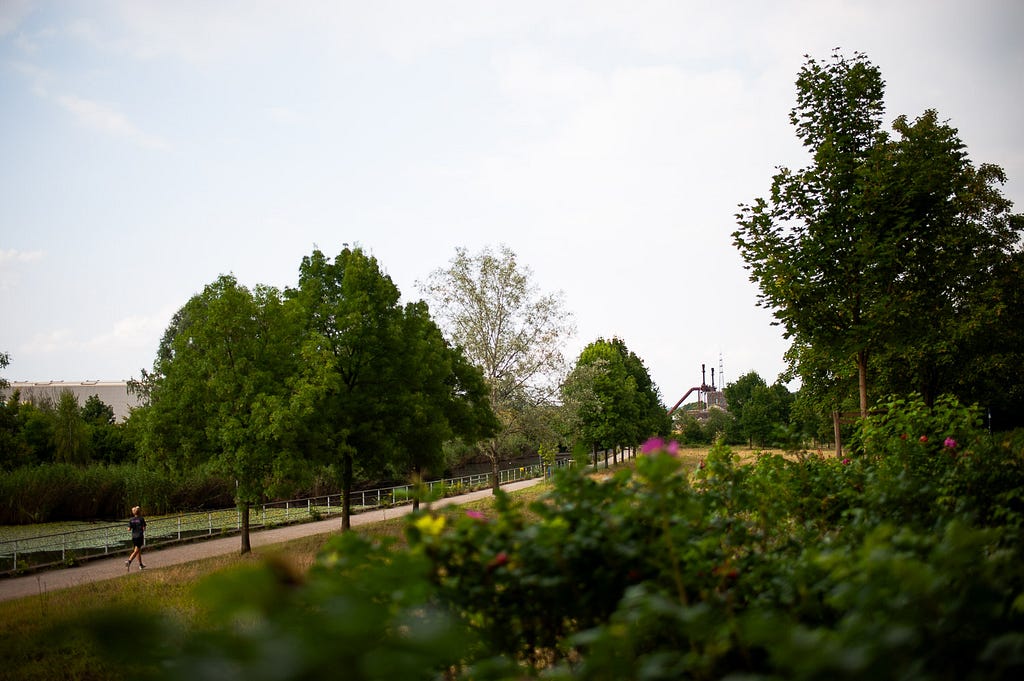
(0, 463), (235, 524)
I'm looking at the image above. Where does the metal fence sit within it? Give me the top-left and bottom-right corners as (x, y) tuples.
(0, 459), (573, 575)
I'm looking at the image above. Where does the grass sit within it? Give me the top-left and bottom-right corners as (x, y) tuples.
(0, 481), (553, 681)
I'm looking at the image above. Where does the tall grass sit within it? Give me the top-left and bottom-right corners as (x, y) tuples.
(0, 463), (235, 524)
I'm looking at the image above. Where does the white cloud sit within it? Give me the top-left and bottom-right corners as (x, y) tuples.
(54, 93), (170, 150)
(0, 249), (44, 291)
(86, 309), (172, 352)
(0, 248), (44, 263)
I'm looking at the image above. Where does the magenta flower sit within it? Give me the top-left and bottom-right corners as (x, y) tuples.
(842, 458), (851, 466)
(641, 437), (664, 454)
(641, 437), (680, 455)
(465, 510), (486, 521)
(944, 437), (957, 449)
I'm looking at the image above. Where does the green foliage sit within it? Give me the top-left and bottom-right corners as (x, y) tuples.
(67, 391), (1024, 680)
(420, 244), (574, 486)
(0, 462), (234, 524)
(289, 246), (496, 526)
(735, 49), (1024, 420)
(563, 336), (669, 455)
(724, 370), (794, 447)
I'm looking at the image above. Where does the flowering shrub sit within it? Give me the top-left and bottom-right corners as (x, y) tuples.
(66, 404), (1024, 680)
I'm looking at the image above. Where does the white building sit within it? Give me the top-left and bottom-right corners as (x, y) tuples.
(1, 381), (142, 423)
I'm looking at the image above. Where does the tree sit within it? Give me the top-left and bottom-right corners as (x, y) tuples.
(391, 300), (498, 511)
(616, 339), (671, 443)
(53, 389), (89, 464)
(81, 395), (115, 426)
(138, 275), (299, 553)
(563, 337), (669, 466)
(861, 112), (1023, 410)
(734, 50), (886, 418)
(723, 371), (792, 448)
(289, 247), (496, 526)
(419, 245), (575, 492)
(0, 350), (8, 391)
(735, 50), (1022, 420)
(571, 341), (637, 466)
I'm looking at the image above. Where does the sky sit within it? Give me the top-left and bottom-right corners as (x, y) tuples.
(1, 0), (1022, 408)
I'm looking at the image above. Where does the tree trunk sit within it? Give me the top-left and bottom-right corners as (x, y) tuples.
(239, 500), (251, 555)
(490, 456), (500, 494)
(857, 348), (869, 418)
(341, 452), (353, 531)
(833, 410), (842, 458)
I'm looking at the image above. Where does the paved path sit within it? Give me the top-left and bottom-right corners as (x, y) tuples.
(0, 478), (545, 603)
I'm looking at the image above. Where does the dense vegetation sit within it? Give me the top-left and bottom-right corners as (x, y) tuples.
(56, 396), (1024, 680)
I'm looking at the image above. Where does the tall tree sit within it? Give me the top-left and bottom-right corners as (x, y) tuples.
(289, 247), (496, 526)
(392, 300), (498, 511)
(861, 111), (1023, 408)
(419, 245), (574, 492)
(734, 50), (885, 417)
(571, 341), (638, 466)
(137, 275), (299, 553)
(616, 338), (671, 443)
(564, 337), (669, 465)
(734, 50), (1022, 418)
(53, 389), (89, 464)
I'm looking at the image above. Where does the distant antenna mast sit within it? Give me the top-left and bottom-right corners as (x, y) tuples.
(719, 353), (725, 389)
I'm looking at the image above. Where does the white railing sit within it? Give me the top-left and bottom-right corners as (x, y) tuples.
(0, 459), (574, 574)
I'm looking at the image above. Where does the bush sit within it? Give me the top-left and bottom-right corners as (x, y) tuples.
(57, 398), (1024, 680)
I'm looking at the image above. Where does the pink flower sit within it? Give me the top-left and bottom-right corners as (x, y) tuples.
(842, 458), (851, 465)
(919, 435), (929, 443)
(487, 551), (509, 571)
(465, 510), (486, 521)
(943, 437), (957, 449)
(641, 438), (664, 454)
(641, 437), (680, 455)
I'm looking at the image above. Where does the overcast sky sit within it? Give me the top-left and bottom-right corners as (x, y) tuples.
(2, 0), (1022, 407)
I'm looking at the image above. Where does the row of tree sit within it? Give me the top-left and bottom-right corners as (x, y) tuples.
(0, 353), (133, 469)
(0, 246), (678, 543)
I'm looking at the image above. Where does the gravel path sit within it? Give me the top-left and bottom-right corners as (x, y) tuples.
(0, 478), (544, 603)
